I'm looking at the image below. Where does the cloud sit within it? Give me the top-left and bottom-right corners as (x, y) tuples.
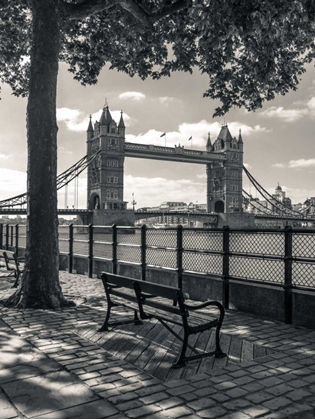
(272, 163), (286, 168)
(58, 147), (73, 155)
(119, 91), (146, 101)
(283, 187), (315, 204)
(159, 96), (176, 106)
(126, 120), (268, 149)
(288, 159), (315, 169)
(57, 107), (134, 132)
(124, 175), (206, 207)
(272, 159), (315, 169)
(0, 154), (9, 160)
(260, 106), (308, 122)
(0, 168), (27, 200)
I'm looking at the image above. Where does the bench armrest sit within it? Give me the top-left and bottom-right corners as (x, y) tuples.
(184, 300), (222, 310)
(184, 300), (225, 322)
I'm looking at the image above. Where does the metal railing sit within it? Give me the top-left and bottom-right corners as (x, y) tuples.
(1, 223), (315, 323)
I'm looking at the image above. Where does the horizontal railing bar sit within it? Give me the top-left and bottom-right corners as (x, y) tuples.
(229, 253), (284, 261)
(183, 249), (223, 256)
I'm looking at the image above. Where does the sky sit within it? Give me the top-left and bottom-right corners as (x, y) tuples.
(1, 60), (315, 210)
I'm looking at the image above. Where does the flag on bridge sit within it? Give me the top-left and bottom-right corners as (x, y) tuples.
(160, 132), (166, 138)
(188, 136), (192, 141)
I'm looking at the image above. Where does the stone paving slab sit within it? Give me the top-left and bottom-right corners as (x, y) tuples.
(0, 271), (315, 418)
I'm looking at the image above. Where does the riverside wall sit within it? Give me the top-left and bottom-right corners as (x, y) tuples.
(58, 252), (315, 330)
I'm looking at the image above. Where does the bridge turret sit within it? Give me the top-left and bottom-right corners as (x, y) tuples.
(100, 105), (113, 135)
(86, 115), (94, 141)
(206, 132), (213, 152)
(118, 111), (125, 136)
(238, 128), (243, 152)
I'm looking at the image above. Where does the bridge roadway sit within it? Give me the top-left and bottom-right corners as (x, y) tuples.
(1, 208), (315, 224)
(0, 208), (90, 215)
(124, 142), (226, 164)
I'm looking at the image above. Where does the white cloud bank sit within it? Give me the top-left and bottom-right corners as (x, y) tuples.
(0, 168), (27, 200)
(273, 159), (315, 169)
(57, 107), (134, 132)
(261, 96), (315, 122)
(260, 107), (308, 122)
(119, 91), (146, 101)
(126, 120), (267, 149)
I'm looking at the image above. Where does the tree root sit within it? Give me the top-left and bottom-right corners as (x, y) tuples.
(4, 288), (76, 310)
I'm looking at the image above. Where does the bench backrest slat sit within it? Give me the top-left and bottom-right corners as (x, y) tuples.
(102, 273), (137, 290)
(110, 289), (139, 304)
(141, 298), (182, 316)
(102, 272), (181, 301)
(134, 280), (181, 301)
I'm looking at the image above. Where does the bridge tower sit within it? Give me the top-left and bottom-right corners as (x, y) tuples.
(86, 105), (127, 211)
(206, 125), (243, 214)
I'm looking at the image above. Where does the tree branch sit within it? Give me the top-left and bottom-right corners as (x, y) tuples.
(63, 0), (151, 27)
(62, 0), (116, 20)
(62, 0), (190, 27)
(151, 0), (192, 23)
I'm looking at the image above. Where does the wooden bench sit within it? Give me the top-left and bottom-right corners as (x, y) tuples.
(100, 272), (226, 368)
(0, 249), (24, 288)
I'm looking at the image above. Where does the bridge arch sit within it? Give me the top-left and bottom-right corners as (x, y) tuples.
(214, 200), (224, 213)
(89, 193), (100, 210)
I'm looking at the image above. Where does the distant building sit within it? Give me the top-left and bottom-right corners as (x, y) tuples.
(136, 201), (207, 226)
(244, 183), (293, 216)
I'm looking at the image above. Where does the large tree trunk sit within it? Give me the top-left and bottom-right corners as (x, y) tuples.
(6, 0), (73, 309)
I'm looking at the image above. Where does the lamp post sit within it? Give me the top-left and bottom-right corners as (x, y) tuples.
(132, 192), (137, 211)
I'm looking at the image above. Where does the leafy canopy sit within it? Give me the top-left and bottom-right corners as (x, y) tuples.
(1, 0), (315, 116)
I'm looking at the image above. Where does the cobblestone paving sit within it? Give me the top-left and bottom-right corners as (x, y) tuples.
(0, 272), (315, 418)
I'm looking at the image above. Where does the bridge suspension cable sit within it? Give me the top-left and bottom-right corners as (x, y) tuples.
(242, 165), (303, 218)
(0, 150), (100, 209)
(242, 190), (275, 216)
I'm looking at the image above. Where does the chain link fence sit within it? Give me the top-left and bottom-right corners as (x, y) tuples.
(1, 223), (315, 289)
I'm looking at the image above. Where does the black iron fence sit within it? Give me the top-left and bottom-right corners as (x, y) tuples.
(1, 223), (315, 321)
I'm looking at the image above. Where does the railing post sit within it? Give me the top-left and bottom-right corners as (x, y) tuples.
(222, 225), (230, 309)
(88, 224), (93, 278)
(10, 225), (14, 247)
(68, 224), (73, 273)
(5, 224), (9, 250)
(177, 225), (183, 290)
(112, 224), (117, 274)
(140, 225), (147, 281)
(0, 224), (3, 249)
(284, 226), (293, 324)
(15, 224), (19, 257)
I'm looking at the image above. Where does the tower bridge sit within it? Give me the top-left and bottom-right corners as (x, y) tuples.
(86, 102), (244, 226)
(1, 101), (313, 228)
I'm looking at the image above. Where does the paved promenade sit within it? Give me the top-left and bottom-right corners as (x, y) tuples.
(0, 272), (315, 419)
